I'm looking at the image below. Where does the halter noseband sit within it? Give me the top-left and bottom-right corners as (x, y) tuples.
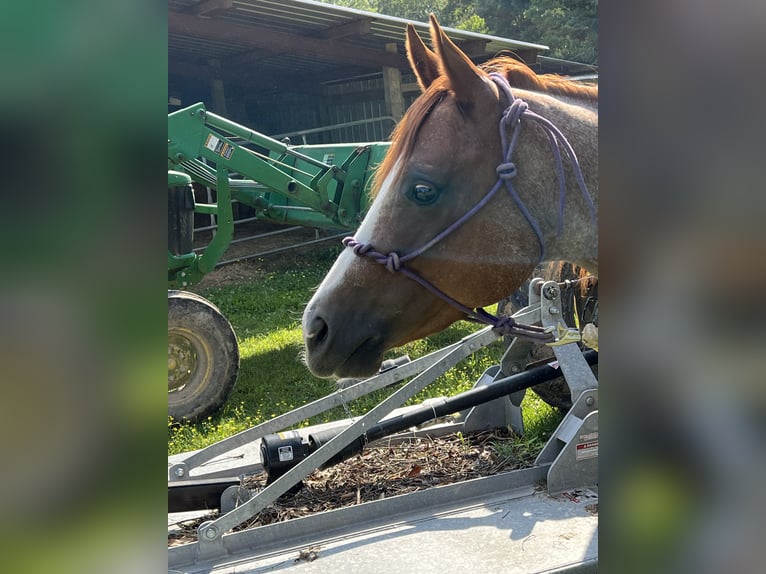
(341, 73), (596, 341)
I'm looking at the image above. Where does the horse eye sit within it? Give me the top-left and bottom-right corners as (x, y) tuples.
(410, 184), (439, 205)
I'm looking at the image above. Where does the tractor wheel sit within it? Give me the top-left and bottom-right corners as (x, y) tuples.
(168, 290), (239, 421)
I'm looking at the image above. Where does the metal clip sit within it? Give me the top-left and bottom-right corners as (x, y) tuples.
(545, 324), (582, 347)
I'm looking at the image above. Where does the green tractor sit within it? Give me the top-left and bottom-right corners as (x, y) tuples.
(167, 104), (389, 420)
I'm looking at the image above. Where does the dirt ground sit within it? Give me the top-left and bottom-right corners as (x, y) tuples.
(168, 429), (539, 547)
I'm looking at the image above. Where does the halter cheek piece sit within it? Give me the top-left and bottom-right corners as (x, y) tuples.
(342, 73), (597, 342)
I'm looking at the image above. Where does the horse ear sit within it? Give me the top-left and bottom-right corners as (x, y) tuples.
(406, 23), (440, 91)
(429, 14), (495, 107)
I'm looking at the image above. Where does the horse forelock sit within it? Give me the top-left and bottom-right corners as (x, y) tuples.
(371, 79), (450, 199)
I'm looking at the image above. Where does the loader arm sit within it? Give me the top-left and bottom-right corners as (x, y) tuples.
(167, 103), (390, 287)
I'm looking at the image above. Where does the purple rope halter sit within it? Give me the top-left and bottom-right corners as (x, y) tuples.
(342, 73), (596, 341)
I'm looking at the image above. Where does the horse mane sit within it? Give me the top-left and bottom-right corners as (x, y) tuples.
(372, 57), (597, 197)
(482, 57), (598, 104)
(544, 261), (598, 298)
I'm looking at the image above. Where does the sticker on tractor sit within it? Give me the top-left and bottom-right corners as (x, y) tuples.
(220, 143), (233, 159)
(204, 134), (220, 152)
(278, 445), (294, 462)
(204, 134), (234, 160)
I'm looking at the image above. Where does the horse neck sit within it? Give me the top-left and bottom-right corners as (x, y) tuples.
(518, 90), (598, 273)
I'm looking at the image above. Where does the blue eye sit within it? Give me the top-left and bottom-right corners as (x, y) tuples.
(409, 183), (439, 205)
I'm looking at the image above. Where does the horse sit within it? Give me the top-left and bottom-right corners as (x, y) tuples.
(302, 15), (597, 378)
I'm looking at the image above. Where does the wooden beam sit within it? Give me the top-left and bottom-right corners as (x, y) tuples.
(401, 82), (421, 94)
(208, 59), (228, 115)
(382, 43), (405, 121)
(169, 11), (408, 70)
(227, 47), (274, 67)
(514, 49), (539, 66)
(455, 39), (488, 57)
(169, 57), (324, 96)
(317, 17), (372, 40)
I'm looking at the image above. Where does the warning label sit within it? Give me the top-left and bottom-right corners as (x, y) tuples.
(575, 440), (598, 460)
(277, 445), (294, 462)
(204, 134), (234, 160)
(204, 134), (220, 152)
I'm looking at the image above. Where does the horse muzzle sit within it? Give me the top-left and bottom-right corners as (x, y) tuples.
(302, 303), (388, 378)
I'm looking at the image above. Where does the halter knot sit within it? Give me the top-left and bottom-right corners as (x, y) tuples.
(496, 162), (517, 180)
(490, 315), (518, 337)
(503, 99), (528, 126)
(342, 236), (371, 255)
(487, 314), (555, 342)
(385, 252), (401, 273)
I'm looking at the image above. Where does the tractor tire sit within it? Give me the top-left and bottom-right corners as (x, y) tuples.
(168, 290), (239, 421)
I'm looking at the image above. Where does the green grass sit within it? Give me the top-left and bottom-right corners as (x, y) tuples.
(168, 245), (563, 455)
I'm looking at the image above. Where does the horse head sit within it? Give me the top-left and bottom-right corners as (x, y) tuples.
(302, 15), (598, 378)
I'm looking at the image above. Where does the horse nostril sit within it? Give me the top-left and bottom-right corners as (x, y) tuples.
(307, 316), (329, 346)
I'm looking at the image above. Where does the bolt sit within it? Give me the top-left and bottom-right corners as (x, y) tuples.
(182, 281), (188, 287)
(543, 285), (558, 300)
(548, 306), (560, 315)
(586, 396), (595, 406)
(203, 526), (218, 540)
(510, 364), (521, 373)
(174, 466), (185, 477)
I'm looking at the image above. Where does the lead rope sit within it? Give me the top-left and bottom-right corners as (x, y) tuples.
(342, 73), (596, 342)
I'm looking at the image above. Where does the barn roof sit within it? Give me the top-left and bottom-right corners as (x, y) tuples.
(168, 0), (565, 92)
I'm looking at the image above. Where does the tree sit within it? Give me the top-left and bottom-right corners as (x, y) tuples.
(524, 0), (597, 64)
(475, 0), (536, 41)
(317, 0), (597, 64)
(317, 0), (488, 33)
(317, 0), (376, 10)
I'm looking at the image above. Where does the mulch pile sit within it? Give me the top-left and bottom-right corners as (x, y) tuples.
(168, 429), (534, 547)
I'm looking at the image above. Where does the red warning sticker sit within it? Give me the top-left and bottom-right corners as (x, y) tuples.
(575, 440), (598, 460)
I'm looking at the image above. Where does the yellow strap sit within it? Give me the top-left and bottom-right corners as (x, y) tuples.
(545, 324), (582, 346)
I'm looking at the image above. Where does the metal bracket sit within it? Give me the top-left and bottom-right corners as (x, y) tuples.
(463, 365), (524, 435)
(220, 484), (254, 514)
(496, 278), (598, 495)
(538, 280), (598, 405)
(537, 389), (598, 495)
